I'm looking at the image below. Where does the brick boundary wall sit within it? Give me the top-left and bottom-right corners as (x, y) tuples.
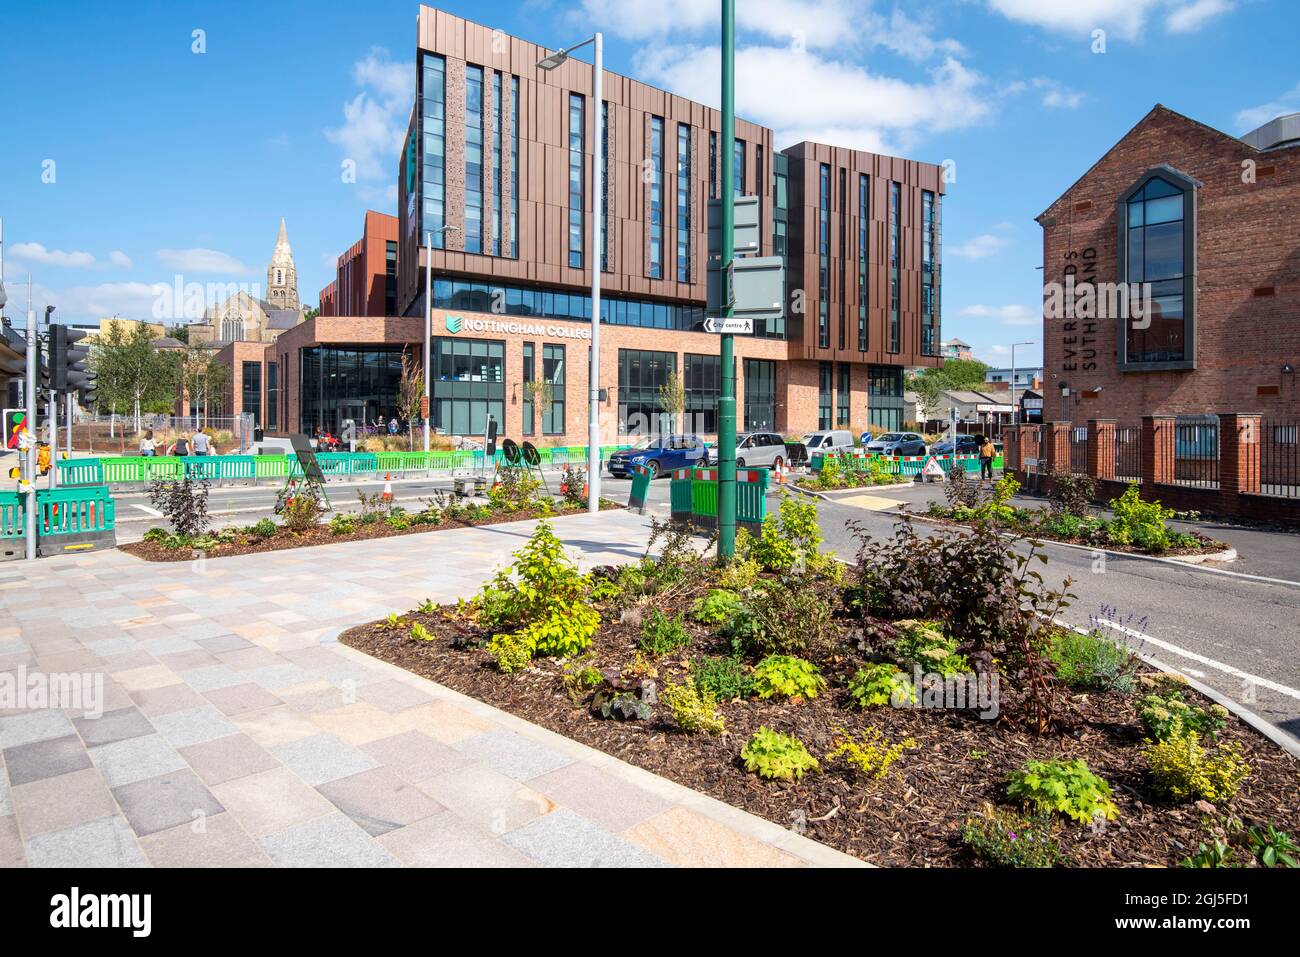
(1003, 415), (1300, 526)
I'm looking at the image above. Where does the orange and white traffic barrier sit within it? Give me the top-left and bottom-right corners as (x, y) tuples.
(382, 472), (393, 501)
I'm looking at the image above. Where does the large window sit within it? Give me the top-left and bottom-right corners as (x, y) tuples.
(522, 342), (535, 436)
(265, 360), (278, 432)
(1121, 173), (1194, 367)
(743, 359), (777, 432)
(465, 65), (485, 254)
(818, 164), (830, 349)
(838, 167), (847, 350)
(818, 362), (833, 430)
(300, 346), (407, 434)
(618, 349), (675, 436)
(836, 363), (850, 429)
(542, 343), (565, 435)
(432, 337), (505, 436)
(684, 353), (720, 434)
(649, 116), (664, 279)
(733, 139), (745, 196)
(241, 362), (262, 428)
(568, 94), (585, 269)
(421, 55), (446, 247)
(888, 181), (900, 354)
(492, 72), (503, 257)
(858, 173), (868, 352)
(676, 123), (691, 283)
(433, 278), (710, 332)
(868, 364), (904, 432)
(709, 131), (717, 199)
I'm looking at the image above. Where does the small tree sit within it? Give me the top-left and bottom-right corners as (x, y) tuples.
(148, 475), (211, 537)
(396, 350), (424, 449)
(658, 370), (685, 435)
(525, 378), (554, 434)
(180, 345), (229, 427)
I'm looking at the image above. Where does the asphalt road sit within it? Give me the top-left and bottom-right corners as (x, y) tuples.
(110, 467), (1300, 744)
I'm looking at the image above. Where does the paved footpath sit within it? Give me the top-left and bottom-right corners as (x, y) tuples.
(0, 511), (857, 868)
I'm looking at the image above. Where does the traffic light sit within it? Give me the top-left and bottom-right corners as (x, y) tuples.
(49, 324), (90, 391)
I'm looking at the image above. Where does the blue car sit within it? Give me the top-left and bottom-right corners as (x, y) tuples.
(607, 434), (709, 478)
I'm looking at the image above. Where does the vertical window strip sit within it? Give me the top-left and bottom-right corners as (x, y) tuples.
(601, 101), (609, 272)
(510, 76), (519, 259)
(818, 163), (830, 349)
(568, 93), (585, 269)
(838, 167), (847, 351)
(734, 139), (745, 196)
(422, 55), (447, 248)
(889, 181), (900, 354)
(465, 65), (485, 254)
(676, 123), (691, 282)
(649, 116), (664, 279)
(858, 173), (868, 352)
(492, 72), (503, 257)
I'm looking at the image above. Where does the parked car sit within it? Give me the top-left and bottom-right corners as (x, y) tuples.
(606, 434), (709, 478)
(929, 435), (982, 456)
(803, 430), (856, 457)
(863, 431), (928, 456)
(733, 431), (789, 470)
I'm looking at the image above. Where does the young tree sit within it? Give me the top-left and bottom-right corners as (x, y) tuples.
(396, 350), (424, 449)
(180, 345), (229, 427)
(658, 370), (685, 435)
(89, 322), (178, 431)
(525, 378), (554, 434)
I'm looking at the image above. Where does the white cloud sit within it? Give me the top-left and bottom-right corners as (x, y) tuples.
(948, 234), (1010, 260)
(9, 242), (98, 268)
(1236, 82), (1300, 132)
(8, 279), (162, 325)
(1034, 78), (1084, 109)
(637, 45), (991, 153)
(961, 304), (1038, 325)
(108, 250), (133, 269)
(577, 0), (963, 59)
(156, 248), (250, 274)
(1166, 0), (1235, 33)
(987, 0), (1235, 40)
(325, 47), (413, 184)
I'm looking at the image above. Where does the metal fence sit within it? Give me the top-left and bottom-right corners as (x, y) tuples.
(1167, 416), (1219, 489)
(1259, 419), (1300, 498)
(1069, 426), (1089, 475)
(1114, 425), (1143, 483)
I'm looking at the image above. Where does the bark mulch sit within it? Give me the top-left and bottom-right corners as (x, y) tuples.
(341, 601), (1300, 868)
(120, 502), (622, 562)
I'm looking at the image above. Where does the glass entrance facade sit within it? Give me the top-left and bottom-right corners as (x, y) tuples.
(432, 336), (505, 435)
(300, 346), (408, 434)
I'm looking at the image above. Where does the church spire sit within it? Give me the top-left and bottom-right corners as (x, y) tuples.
(266, 218), (300, 311)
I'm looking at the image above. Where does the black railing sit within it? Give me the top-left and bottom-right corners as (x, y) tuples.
(1260, 419), (1300, 499)
(1165, 417), (1219, 489)
(1069, 427), (1089, 476)
(1114, 425), (1142, 483)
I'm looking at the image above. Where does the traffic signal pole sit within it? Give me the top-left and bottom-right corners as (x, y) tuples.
(717, 0), (737, 560)
(23, 306), (37, 560)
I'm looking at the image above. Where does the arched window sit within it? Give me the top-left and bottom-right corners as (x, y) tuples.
(1118, 168), (1196, 370)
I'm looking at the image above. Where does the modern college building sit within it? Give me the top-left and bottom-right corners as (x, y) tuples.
(239, 5), (946, 442)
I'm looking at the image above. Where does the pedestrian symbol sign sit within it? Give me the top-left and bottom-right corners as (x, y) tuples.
(921, 456), (945, 482)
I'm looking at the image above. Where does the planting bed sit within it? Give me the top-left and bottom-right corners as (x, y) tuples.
(341, 506), (1298, 868)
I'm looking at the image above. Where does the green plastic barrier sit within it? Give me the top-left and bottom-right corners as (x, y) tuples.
(690, 473), (719, 521)
(736, 469), (770, 527)
(37, 485), (114, 535)
(0, 491), (24, 539)
(56, 458), (104, 486)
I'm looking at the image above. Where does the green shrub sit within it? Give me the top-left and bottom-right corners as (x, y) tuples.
(724, 575), (840, 660)
(691, 655), (752, 701)
(1145, 732), (1249, 803)
(386, 513), (412, 530)
(847, 663), (916, 709)
(961, 806), (1063, 868)
(824, 726), (915, 780)
(716, 556), (761, 591)
(751, 494), (822, 572)
(660, 680), (726, 735)
(1040, 512), (1082, 540)
(639, 610), (691, 657)
(251, 518), (276, 538)
(740, 727), (820, 781)
(750, 655), (826, 701)
(1049, 630), (1138, 693)
(142, 527), (169, 543)
(1246, 824), (1299, 868)
(409, 622), (433, 642)
(1006, 758), (1119, 825)
(562, 661), (604, 704)
(1138, 691), (1228, 742)
(283, 493), (323, 532)
(1109, 483), (1173, 552)
(1181, 840), (1238, 868)
(690, 589), (744, 628)
(329, 513), (357, 535)
(478, 521), (601, 670)
(892, 620), (969, 677)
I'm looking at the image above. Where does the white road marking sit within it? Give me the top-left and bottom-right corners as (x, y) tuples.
(131, 504), (163, 517)
(1091, 617), (1300, 702)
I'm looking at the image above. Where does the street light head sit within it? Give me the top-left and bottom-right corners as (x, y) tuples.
(537, 48), (569, 71)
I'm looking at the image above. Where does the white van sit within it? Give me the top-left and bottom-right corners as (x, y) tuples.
(803, 430), (855, 457)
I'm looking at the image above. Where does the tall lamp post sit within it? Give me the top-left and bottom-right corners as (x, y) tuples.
(1009, 340), (1035, 426)
(423, 224), (459, 452)
(538, 32), (603, 513)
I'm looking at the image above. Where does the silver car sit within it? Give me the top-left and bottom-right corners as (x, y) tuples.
(733, 431), (789, 470)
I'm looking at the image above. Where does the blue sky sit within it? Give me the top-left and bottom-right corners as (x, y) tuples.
(2, 0), (1297, 367)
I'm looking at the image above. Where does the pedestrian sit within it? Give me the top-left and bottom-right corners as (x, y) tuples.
(191, 426), (211, 457)
(139, 429), (157, 457)
(979, 434), (995, 485)
(171, 435), (190, 457)
(388, 417), (399, 435)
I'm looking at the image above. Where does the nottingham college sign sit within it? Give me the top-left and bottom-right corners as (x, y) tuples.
(444, 315), (592, 341)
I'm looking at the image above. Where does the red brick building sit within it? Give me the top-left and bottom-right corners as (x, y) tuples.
(318, 211), (399, 318)
(1037, 104), (1300, 425)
